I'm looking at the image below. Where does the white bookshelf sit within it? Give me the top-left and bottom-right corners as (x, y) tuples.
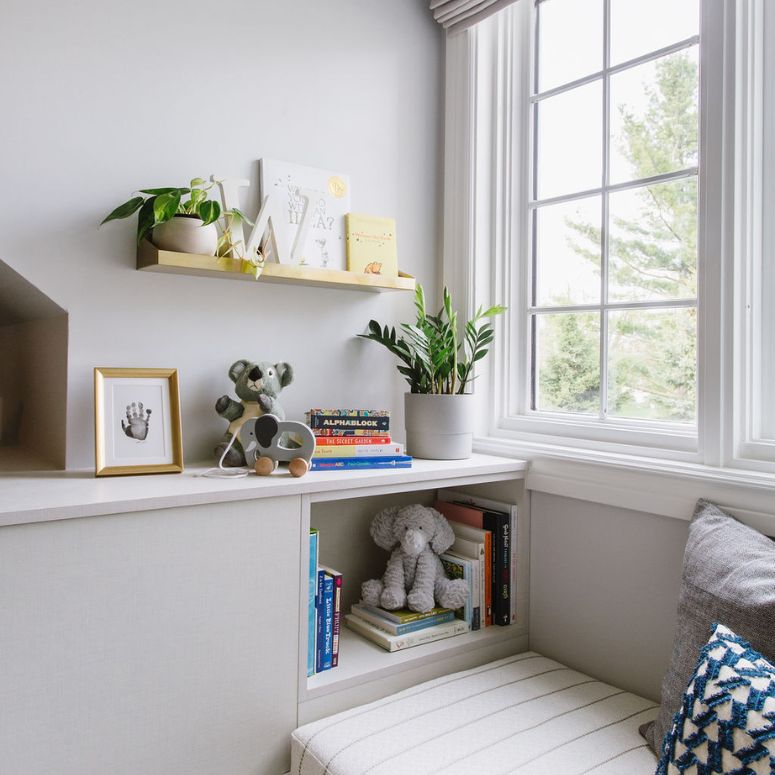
(298, 464), (529, 720)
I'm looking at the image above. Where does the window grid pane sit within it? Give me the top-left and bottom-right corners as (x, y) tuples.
(530, 0), (698, 424)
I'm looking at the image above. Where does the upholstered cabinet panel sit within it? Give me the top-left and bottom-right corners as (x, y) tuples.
(0, 497), (300, 775)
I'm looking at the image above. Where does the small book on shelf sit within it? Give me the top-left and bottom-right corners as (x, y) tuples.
(315, 570), (334, 672)
(344, 613), (469, 652)
(307, 529), (319, 677)
(448, 520), (491, 627)
(439, 553), (480, 631)
(320, 566), (343, 668)
(353, 604), (453, 625)
(350, 603), (455, 636)
(310, 456), (412, 471)
(314, 563), (343, 674)
(345, 214), (398, 278)
(312, 442), (404, 459)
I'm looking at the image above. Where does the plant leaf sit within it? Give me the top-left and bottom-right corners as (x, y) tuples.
(230, 207), (255, 226)
(139, 187), (190, 196)
(136, 197), (156, 245)
(101, 196), (144, 224)
(153, 191), (181, 224)
(198, 200), (221, 225)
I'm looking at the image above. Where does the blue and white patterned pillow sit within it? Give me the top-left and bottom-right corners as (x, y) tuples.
(657, 623), (775, 774)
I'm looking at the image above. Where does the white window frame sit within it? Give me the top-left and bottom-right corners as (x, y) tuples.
(527, 21), (699, 433)
(732, 0), (775, 471)
(441, 0), (775, 472)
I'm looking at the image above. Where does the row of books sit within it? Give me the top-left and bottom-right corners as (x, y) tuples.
(308, 528), (342, 676)
(344, 490), (518, 652)
(306, 409), (412, 471)
(435, 488), (518, 630)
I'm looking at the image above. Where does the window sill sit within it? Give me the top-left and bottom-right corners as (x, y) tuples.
(474, 435), (775, 534)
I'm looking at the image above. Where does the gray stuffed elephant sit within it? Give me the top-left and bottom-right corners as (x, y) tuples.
(361, 504), (469, 613)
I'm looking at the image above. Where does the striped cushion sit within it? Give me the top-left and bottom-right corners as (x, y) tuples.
(292, 652), (658, 774)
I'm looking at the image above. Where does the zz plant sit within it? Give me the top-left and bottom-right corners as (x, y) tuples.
(360, 285), (506, 394)
(101, 177), (251, 254)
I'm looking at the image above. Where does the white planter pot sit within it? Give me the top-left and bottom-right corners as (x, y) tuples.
(404, 393), (475, 460)
(152, 215), (218, 255)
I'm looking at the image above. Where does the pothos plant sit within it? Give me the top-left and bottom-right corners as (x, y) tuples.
(101, 177), (253, 257)
(359, 285), (506, 394)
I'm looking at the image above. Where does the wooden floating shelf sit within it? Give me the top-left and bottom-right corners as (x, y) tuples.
(137, 241), (415, 293)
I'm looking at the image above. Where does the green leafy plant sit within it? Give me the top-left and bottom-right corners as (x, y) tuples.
(101, 177), (251, 249)
(359, 285), (506, 394)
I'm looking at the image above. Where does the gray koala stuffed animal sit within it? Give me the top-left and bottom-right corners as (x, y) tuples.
(361, 504), (469, 614)
(214, 359), (293, 467)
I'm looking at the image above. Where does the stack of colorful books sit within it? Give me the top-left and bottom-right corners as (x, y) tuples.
(308, 528), (343, 676)
(434, 489), (519, 629)
(306, 409), (412, 471)
(344, 603), (469, 652)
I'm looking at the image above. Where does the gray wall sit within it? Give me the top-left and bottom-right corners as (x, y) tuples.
(529, 492), (688, 701)
(0, 0), (442, 468)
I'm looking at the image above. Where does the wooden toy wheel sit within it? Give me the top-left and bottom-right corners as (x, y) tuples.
(255, 456), (277, 476)
(288, 457), (309, 478)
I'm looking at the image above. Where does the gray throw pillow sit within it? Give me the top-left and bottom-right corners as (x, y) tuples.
(641, 498), (775, 756)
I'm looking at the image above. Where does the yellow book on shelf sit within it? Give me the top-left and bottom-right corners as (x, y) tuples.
(345, 214), (398, 278)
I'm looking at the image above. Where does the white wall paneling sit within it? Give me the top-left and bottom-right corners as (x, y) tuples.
(0, 497), (301, 775)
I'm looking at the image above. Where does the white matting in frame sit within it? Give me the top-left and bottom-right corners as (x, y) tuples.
(94, 368), (183, 476)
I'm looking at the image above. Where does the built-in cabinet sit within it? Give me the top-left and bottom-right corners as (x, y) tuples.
(0, 456), (526, 775)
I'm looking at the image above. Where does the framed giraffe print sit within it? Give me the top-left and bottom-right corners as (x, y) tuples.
(94, 367), (183, 476)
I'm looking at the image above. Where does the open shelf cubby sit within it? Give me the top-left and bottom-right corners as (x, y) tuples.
(0, 259), (68, 471)
(300, 475), (528, 722)
(137, 241), (416, 293)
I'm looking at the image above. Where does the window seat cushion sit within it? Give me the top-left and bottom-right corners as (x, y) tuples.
(291, 651), (658, 775)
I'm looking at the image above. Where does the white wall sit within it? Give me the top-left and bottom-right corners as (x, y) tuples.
(529, 492), (688, 702)
(0, 0), (442, 468)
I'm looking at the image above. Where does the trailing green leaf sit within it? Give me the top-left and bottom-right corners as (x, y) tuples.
(136, 197), (157, 245)
(101, 196), (144, 224)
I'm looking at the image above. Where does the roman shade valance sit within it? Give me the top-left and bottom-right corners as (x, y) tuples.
(429, 0), (519, 34)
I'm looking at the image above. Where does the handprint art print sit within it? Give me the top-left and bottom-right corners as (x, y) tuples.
(94, 368), (183, 476)
(122, 402), (152, 441)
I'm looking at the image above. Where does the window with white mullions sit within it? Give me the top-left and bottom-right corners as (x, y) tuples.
(529, 0), (699, 425)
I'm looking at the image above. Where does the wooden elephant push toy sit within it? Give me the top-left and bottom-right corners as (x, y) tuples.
(240, 415), (316, 478)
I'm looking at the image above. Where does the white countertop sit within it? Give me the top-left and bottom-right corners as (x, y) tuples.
(0, 454), (526, 528)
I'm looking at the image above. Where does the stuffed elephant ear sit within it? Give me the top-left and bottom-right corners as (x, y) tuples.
(370, 506), (401, 550)
(430, 507), (456, 554)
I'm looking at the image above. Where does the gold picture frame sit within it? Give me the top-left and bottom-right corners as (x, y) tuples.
(94, 367), (183, 477)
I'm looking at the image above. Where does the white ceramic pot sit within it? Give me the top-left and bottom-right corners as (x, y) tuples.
(404, 393), (475, 460)
(152, 214), (218, 255)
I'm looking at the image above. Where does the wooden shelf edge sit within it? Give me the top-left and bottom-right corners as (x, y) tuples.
(137, 241), (416, 293)
(303, 623), (527, 701)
